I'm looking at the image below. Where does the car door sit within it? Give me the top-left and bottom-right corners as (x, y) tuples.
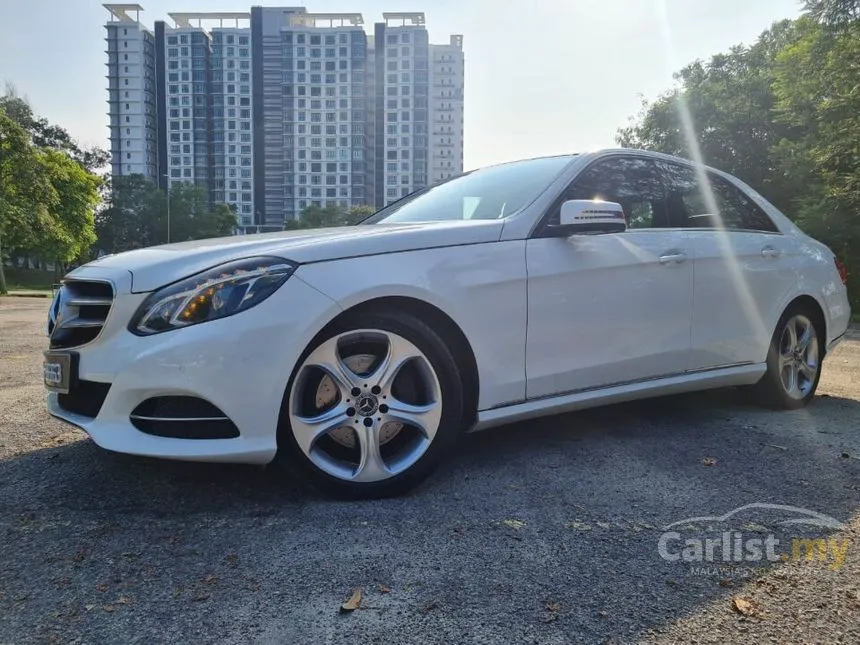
(525, 155), (694, 399)
(660, 160), (798, 369)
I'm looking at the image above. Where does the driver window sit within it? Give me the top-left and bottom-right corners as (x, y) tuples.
(559, 156), (669, 229)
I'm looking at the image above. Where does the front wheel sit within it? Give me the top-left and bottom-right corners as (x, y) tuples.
(277, 308), (464, 498)
(749, 307), (822, 409)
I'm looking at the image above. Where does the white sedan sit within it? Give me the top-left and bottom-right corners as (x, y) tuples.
(44, 149), (852, 497)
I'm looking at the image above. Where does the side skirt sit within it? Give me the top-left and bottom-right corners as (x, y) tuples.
(470, 363), (766, 432)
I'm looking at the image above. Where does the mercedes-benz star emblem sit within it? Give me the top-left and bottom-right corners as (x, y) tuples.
(356, 394), (379, 417)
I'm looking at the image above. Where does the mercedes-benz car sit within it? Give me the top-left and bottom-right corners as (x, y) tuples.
(44, 149), (852, 497)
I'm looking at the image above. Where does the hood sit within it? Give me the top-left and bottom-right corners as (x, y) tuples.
(71, 220), (504, 293)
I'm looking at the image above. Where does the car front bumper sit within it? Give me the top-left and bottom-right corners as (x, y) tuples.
(46, 271), (340, 465)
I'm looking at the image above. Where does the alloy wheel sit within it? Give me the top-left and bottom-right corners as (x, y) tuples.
(777, 314), (819, 400)
(288, 329), (443, 482)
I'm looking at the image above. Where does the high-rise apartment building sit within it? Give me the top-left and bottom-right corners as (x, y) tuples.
(104, 5), (464, 231)
(251, 8), (369, 226)
(429, 35), (464, 185)
(105, 5), (159, 182)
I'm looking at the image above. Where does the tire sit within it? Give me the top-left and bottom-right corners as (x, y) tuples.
(276, 307), (465, 499)
(747, 304), (823, 410)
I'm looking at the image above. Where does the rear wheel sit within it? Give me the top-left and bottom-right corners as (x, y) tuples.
(749, 306), (822, 409)
(277, 309), (464, 498)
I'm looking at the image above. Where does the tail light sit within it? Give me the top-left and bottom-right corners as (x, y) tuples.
(834, 256), (848, 285)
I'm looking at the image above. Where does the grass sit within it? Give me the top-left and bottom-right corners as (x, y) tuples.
(1, 268), (58, 297)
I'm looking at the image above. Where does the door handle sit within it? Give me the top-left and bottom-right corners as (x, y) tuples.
(761, 246), (782, 258)
(658, 252), (687, 265)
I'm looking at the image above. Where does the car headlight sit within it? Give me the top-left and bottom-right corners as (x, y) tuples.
(130, 257), (296, 336)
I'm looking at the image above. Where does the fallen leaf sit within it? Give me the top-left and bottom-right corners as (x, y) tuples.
(719, 579), (733, 587)
(546, 600), (561, 612)
(103, 605), (116, 613)
(503, 519), (525, 530)
(204, 575), (219, 585)
(340, 588), (362, 613)
(732, 596), (760, 617)
(595, 521), (611, 529)
(378, 583), (391, 594)
(116, 596), (130, 605)
(95, 584), (108, 593)
(84, 604), (95, 611)
(702, 457), (716, 467)
(192, 592), (211, 602)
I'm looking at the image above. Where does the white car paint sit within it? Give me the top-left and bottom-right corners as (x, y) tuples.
(525, 230), (694, 398)
(46, 149), (852, 466)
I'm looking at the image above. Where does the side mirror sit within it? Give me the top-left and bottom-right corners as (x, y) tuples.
(548, 200), (627, 236)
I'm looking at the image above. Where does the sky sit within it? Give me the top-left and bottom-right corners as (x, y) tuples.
(0, 0), (801, 169)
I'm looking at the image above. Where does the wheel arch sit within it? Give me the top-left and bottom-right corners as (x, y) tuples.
(782, 294), (828, 356)
(312, 296), (480, 428)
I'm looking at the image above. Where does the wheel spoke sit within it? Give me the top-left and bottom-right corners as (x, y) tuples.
(781, 363), (797, 394)
(385, 397), (442, 441)
(799, 361), (817, 381)
(303, 338), (362, 394)
(785, 321), (798, 353)
(352, 421), (390, 482)
(367, 334), (423, 390)
(288, 328), (444, 484)
(291, 403), (351, 455)
(796, 324), (813, 353)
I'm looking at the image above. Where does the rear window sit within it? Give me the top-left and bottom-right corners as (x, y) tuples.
(661, 161), (778, 232)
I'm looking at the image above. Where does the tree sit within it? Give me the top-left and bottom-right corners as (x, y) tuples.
(0, 88), (109, 177)
(0, 111), (57, 294)
(95, 177), (237, 254)
(616, 6), (860, 310)
(95, 174), (165, 254)
(345, 205), (375, 224)
(166, 183), (236, 242)
(283, 203), (376, 230)
(616, 19), (804, 213)
(803, 0), (860, 25)
(771, 15), (860, 305)
(36, 149), (101, 266)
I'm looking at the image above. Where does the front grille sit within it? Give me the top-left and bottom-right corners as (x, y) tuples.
(130, 396), (240, 439)
(58, 380), (112, 418)
(48, 280), (114, 350)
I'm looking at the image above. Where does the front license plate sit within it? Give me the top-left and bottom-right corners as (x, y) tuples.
(43, 352), (72, 393)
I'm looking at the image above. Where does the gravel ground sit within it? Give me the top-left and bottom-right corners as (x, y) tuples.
(1, 298), (858, 644)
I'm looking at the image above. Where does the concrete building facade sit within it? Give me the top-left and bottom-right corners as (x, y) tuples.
(104, 4), (464, 231)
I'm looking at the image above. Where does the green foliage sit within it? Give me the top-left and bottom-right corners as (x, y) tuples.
(803, 0), (860, 25)
(283, 204), (376, 230)
(36, 149), (101, 262)
(0, 111), (58, 293)
(771, 16), (860, 305)
(617, 8), (860, 308)
(0, 91), (105, 293)
(0, 89), (109, 176)
(616, 19), (803, 213)
(95, 177), (237, 254)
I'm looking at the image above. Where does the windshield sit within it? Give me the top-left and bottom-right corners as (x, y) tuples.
(362, 156), (575, 224)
